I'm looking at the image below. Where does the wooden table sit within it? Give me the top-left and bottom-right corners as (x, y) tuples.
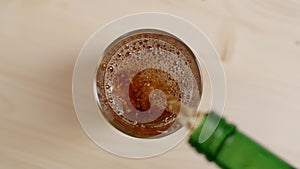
(1, 0), (299, 168)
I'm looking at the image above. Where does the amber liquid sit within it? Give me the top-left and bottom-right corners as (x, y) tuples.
(96, 30), (202, 138)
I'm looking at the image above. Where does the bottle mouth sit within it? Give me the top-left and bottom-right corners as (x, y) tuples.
(72, 12), (226, 158)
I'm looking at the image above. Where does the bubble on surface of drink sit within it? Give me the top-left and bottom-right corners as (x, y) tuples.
(96, 29), (202, 138)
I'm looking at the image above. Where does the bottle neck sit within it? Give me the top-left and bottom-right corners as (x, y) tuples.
(189, 112), (295, 169)
(189, 112), (236, 161)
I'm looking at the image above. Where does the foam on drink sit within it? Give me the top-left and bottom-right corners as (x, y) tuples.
(96, 30), (202, 138)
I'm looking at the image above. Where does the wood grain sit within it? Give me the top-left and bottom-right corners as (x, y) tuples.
(1, 0), (300, 168)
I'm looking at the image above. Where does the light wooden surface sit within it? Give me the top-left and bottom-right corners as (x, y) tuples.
(1, 0), (300, 168)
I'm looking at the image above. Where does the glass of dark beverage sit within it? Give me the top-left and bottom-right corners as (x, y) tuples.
(73, 13), (225, 158)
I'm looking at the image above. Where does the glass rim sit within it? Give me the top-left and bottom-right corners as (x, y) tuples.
(72, 12), (226, 158)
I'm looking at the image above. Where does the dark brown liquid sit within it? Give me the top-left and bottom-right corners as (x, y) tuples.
(96, 30), (202, 138)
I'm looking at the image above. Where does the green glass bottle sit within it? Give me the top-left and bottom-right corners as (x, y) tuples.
(189, 112), (295, 169)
